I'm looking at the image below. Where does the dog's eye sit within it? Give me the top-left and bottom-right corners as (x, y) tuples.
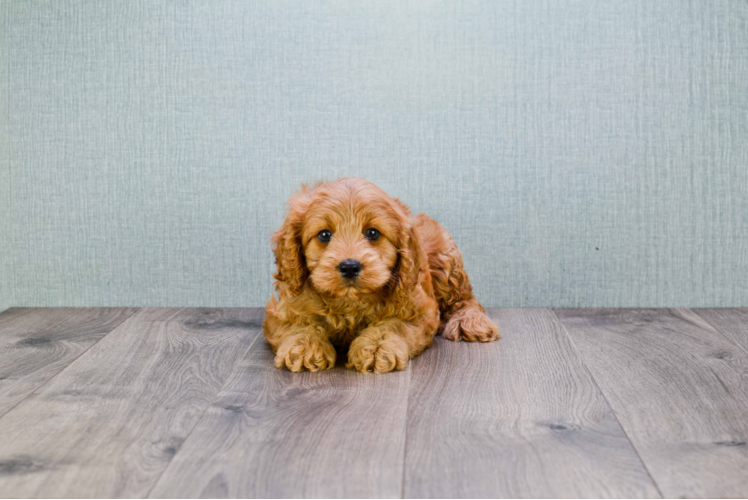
(318, 230), (332, 243)
(365, 228), (380, 241)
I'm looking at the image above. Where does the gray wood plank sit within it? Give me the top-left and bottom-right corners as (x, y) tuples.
(693, 308), (748, 356)
(0, 307), (138, 417)
(0, 307), (262, 498)
(149, 339), (410, 498)
(404, 308), (659, 498)
(554, 308), (748, 498)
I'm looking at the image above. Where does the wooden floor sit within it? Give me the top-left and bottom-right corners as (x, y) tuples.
(0, 308), (747, 498)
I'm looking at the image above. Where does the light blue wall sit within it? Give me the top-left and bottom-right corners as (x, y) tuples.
(2, 0), (747, 310)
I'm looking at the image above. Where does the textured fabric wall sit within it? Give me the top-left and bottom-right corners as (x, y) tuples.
(2, 1), (747, 310)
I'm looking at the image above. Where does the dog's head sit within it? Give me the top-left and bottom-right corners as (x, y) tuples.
(272, 178), (419, 300)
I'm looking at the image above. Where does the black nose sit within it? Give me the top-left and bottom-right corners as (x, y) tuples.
(338, 260), (362, 279)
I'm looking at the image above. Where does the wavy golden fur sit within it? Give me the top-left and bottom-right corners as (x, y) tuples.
(263, 178), (499, 373)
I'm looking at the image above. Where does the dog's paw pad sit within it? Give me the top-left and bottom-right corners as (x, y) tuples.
(275, 335), (336, 372)
(442, 307), (500, 343)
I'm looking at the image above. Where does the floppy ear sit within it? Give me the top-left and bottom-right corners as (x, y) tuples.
(271, 190), (311, 296)
(393, 223), (421, 299)
(390, 200), (423, 300)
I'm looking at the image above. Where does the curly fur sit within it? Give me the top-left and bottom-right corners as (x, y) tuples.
(263, 178), (499, 373)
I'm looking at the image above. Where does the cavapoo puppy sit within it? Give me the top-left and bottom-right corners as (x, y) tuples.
(263, 178), (499, 373)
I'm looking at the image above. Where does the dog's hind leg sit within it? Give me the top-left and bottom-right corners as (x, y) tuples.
(415, 214), (500, 342)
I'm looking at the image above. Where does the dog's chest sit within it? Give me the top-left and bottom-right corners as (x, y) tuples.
(317, 294), (387, 345)
(322, 311), (376, 347)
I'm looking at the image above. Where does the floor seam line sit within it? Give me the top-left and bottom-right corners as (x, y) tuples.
(689, 308), (748, 358)
(400, 363), (412, 499)
(144, 308), (265, 498)
(0, 307), (140, 421)
(550, 308), (665, 499)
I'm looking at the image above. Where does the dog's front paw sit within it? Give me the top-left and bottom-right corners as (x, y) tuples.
(442, 306), (500, 342)
(275, 334), (336, 372)
(346, 331), (409, 374)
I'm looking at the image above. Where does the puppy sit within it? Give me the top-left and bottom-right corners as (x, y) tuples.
(263, 178), (499, 373)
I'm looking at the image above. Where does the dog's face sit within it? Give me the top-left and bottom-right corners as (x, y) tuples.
(272, 178), (417, 300)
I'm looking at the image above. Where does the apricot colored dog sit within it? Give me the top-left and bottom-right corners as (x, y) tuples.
(263, 178), (499, 373)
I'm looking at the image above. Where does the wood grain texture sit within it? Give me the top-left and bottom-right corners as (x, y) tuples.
(0, 307), (138, 417)
(0, 308), (261, 498)
(403, 309), (659, 498)
(554, 308), (748, 498)
(149, 339), (410, 498)
(693, 308), (748, 355)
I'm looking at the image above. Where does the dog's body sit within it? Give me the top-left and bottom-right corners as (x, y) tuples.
(263, 178), (499, 373)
